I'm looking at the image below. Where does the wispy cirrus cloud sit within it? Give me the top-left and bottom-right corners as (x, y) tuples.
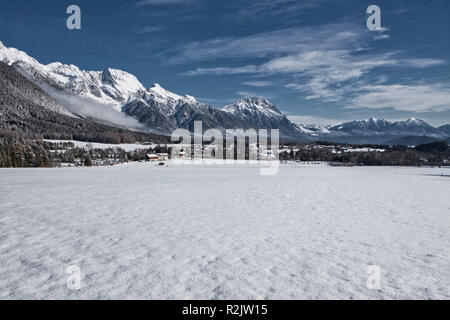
(393, 7), (426, 16)
(237, 91), (273, 99)
(286, 114), (347, 126)
(348, 84), (450, 112)
(132, 25), (163, 34)
(182, 65), (258, 76)
(168, 25), (360, 63)
(171, 21), (448, 113)
(237, 0), (327, 17)
(402, 58), (445, 68)
(137, 0), (190, 6)
(243, 81), (273, 87)
(373, 34), (389, 41)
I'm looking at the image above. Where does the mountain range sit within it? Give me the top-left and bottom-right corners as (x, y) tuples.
(0, 61), (167, 144)
(0, 41), (449, 145)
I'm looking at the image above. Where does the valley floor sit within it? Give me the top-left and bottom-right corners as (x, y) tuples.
(0, 163), (449, 299)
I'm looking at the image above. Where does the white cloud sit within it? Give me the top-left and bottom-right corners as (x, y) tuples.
(173, 22), (447, 114)
(286, 81), (343, 102)
(40, 84), (145, 129)
(403, 58), (445, 68)
(133, 25), (163, 34)
(237, 0), (326, 17)
(182, 65), (258, 75)
(243, 81), (273, 87)
(237, 91), (272, 99)
(169, 25), (361, 63)
(393, 7), (425, 15)
(348, 84), (450, 112)
(286, 114), (346, 126)
(373, 34), (390, 41)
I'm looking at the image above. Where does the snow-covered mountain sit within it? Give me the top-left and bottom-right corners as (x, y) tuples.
(306, 117), (448, 144)
(222, 97), (285, 121)
(329, 118), (393, 132)
(122, 84), (251, 134)
(220, 97), (309, 139)
(123, 86), (310, 138)
(327, 117), (443, 136)
(439, 124), (450, 136)
(0, 41), (146, 112)
(390, 118), (438, 134)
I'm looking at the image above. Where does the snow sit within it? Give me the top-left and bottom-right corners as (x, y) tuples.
(0, 41), (146, 112)
(222, 97), (283, 119)
(0, 43), (43, 72)
(149, 83), (183, 102)
(0, 164), (448, 299)
(148, 83), (197, 108)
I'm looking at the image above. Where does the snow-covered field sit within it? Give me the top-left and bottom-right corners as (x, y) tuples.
(0, 163), (449, 299)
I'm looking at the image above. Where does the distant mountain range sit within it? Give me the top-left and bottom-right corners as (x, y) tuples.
(302, 118), (449, 145)
(1, 41), (449, 146)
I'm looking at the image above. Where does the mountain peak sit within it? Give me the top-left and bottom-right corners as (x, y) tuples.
(0, 41), (42, 69)
(245, 96), (267, 103)
(241, 97), (273, 107)
(406, 117), (422, 124)
(222, 97), (286, 122)
(401, 118), (431, 127)
(148, 83), (196, 104)
(228, 97), (281, 114)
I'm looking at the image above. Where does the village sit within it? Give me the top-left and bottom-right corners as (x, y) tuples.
(5, 138), (447, 168)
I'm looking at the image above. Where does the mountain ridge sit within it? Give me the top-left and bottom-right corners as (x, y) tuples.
(1, 41), (449, 145)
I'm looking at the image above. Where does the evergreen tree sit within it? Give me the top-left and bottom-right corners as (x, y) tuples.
(84, 156), (93, 167)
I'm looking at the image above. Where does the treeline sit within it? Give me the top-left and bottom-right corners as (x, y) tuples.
(0, 129), (171, 168)
(0, 130), (54, 167)
(279, 142), (450, 166)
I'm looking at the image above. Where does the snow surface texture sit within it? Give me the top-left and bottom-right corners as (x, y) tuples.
(0, 163), (449, 299)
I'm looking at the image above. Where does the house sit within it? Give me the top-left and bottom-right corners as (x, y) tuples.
(146, 154), (159, 161)
(157, 153), (169, 161)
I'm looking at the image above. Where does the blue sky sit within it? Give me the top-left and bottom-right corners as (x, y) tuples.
(0, 0), (449, 126)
